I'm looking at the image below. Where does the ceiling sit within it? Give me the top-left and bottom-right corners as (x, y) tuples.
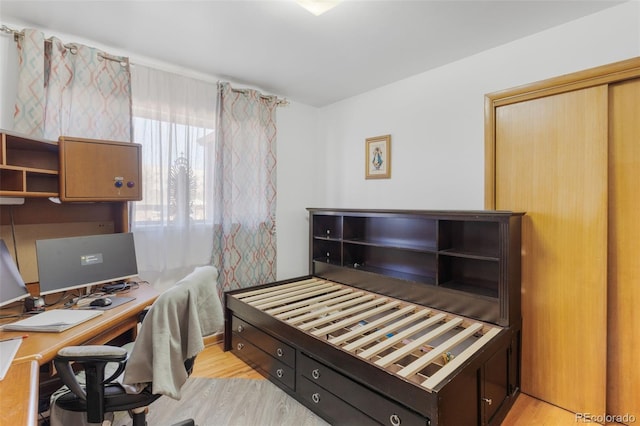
(0, 0), (626, 107)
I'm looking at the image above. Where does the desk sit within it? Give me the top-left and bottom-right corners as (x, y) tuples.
(0, 283), (158, 426)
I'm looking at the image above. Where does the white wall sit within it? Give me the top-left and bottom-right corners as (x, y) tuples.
(276, 102), (320, 279)
(316, 1), (640, 211)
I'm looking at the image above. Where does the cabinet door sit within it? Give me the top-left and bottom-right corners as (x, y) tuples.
(482, 348), (508, 425)
(59, 137), (142, 201)
(608, 77), (640, 420)
(494, 86), (608, 415)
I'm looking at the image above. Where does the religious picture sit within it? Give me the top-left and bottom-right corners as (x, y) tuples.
(365, 135), (391, 179)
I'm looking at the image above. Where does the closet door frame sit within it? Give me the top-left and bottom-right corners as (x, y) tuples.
(484, 56), (640, 417)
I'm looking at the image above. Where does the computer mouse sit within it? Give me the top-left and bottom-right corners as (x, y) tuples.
(90, 297), (112, 307)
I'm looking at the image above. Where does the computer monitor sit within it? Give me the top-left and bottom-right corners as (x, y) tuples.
(0, 239), (30, 307)
(36, 233), (138, 296)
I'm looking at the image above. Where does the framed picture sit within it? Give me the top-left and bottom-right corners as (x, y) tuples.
(365, 134), (391, 179)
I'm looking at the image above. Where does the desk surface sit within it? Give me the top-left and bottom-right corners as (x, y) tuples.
(0, 283), (158, 365)
(0, 284), (158, 426)
(0, 360), (39, 426)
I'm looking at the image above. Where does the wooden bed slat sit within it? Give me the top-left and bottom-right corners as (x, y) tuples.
(269, 288), (353, 317)
(250, 281), (337, 308)
(357, 313), (448, 360)
(328, 305), (417, 346)
(234, 277), (321, 299)
(396, 322), (483, 378)
(375, 318), (470, 368)
(240, 279), (327, 303)
(278, 290), (366, 322)
(311, 300), (401, 336)
(298, 296), (386, 331)
(343, 309), (432, 352)
(421, 327), (501, 389)
(251, 283), (342, 310)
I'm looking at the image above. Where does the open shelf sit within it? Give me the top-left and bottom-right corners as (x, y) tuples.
(439, 279), (499, 299)
(343, 215), (437, 251)
(1, 131), (60, 197)
(343, 242), (437, 282)
(344, 263), (437, 286)
(308, 209), (523, 327)
(438, 220), (499, 258)
(438, 249), (500, 262)
(313, 214), (343, 239)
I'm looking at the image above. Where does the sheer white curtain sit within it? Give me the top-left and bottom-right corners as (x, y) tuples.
(130, 65), (216, 291)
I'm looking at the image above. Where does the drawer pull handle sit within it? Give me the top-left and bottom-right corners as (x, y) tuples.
(311, 393), (321, 404)
(482, 397), (493, 406)
(311, 369), (321, 380)
(236, 343), (244, 351)
(276, 348), (284, 357)
(389, 414), (401, 426)
(237, 325), (244, 333)
(276, 368), (284, 378)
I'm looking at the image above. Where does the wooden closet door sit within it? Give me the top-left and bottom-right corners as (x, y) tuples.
(494, 86), (608, 415)
(608, 77), (640, 420)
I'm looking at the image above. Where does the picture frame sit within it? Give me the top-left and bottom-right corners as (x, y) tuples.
(365, 134), (391, 179)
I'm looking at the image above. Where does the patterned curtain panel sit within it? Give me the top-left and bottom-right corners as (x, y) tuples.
(213, 82), (278, 293)
(13, 28), (132, 141)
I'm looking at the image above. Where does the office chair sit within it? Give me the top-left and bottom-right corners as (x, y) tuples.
(51, 266), (222, 426)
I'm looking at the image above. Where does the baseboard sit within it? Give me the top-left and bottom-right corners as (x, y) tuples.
(203, 332), (223, 346)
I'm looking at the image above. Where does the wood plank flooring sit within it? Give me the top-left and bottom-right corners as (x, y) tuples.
(192, 341), (587, 425)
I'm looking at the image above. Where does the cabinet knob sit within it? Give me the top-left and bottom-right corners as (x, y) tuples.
(236, 343), (244, 351)
(311, 369), (321, 380)
(114, 176), (124, 188)
(276, 368), (284, 378)
(276, 348), (284, 357)
(126, 181), (135, 188)
(311, 393), (321, 404)
(389, 414), (401, 426)
(237, 325), (244, 333)
(482, 397), (493, 406)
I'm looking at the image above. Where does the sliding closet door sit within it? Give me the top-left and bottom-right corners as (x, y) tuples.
(608, 77), (640, 420)
(494, 86), (608, 415)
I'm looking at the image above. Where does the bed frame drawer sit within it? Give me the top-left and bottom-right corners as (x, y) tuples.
(231, 334), (295, 390)
(298, 376), (377, 425)
(299, 353), (430, 426)
(231, 315), (295, 368)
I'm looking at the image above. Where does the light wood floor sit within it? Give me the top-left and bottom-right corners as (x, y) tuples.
(192, 342), (588, 425)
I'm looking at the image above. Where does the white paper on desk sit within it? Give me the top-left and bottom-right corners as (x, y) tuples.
(0, 338), (22, 380)
(1, 309), (103, 333)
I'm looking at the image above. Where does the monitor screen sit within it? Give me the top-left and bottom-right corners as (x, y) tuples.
(36, 233), (138, 296)
(0, 239), (30, 307)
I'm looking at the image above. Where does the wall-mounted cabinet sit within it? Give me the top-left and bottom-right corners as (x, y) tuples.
(59, 137), (142, 202)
